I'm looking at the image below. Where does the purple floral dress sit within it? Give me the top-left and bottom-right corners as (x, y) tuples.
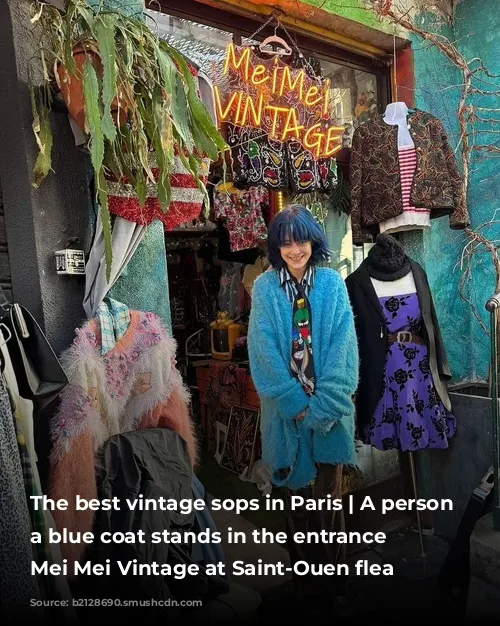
(363, 292), (456, 452)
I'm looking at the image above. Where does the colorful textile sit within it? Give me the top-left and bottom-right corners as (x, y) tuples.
(228, 125), (337, 194)
(107, 152), (210, 230)
(350, 109), (468, 245)
(363, 292), (456, 451)
(379, 146), (431, 235)
(279, 266), (316, 395)
(214, 186), (269, 252)
(228, 124), (289, 190)
(248, 268), (358, 490)
(95, 297), (130, 355)
(49, 310), (196, 568)
(109, 220), (172, 334)
(205, 362), (247, 410)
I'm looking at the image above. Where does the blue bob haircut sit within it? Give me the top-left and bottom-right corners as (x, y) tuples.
(267, 205), (331, 269)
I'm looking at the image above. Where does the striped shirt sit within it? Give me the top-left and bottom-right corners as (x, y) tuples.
(279, 265), (316, 303)
(399, 146), (430, 215)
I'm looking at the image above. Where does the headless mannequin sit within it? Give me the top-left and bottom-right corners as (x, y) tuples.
(379, 102), (431, 235)
(383, 102), (413, 148)
(365, 234), (425, 556)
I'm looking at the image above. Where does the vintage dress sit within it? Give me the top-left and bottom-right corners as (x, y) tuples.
(247, 268), (358, 489)
(49, 310), (197, 568)
(365, 291), (456, 451)
(349, 109), (469, 245)
(214, 186), (269, 251)
(345, 260), (453, 434)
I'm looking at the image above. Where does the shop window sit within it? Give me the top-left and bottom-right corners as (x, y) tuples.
(324, 60), (380, 148)
(146, 7), (388, 279)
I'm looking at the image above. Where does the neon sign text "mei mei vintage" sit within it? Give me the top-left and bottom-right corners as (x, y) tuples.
(214, 43), (344, 159)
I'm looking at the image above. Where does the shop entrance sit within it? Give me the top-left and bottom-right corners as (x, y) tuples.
(142, 1), (403, 525)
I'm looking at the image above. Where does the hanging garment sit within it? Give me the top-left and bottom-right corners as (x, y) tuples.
(191, 474), (229, 581)
(0, 330), (75, 613)
(227, 124), (289, 191)
(214, 186), (268, 252)
(94, 297), (130, 355)
(325, 209), (349, 271)
(365, 288), (456, 451)
(205, 362), (247, 410)
(75, 428), (228, 625)
(0, 375), (42, 620)
(345, 259), (453, 435)
(218, 262), (243, 318)
(83, 209), (147, 319)
(286, 140), (322, 194)
(221, 45), (336, 194)
(109, 220), (173, 333)
(217, 223), (262, 264)
(379, 103), (431, 235)
(49, 311), (196, 568)
(349, 109), (469, 245)
(107, 151), (210, 230)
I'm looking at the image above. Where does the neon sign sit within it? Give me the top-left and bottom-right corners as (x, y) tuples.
(214, 43), (343, 159)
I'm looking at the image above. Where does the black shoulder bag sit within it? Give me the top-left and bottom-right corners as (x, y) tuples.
(2, 302), (68, 409)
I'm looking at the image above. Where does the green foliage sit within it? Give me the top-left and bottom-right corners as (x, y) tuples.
(29, 0), (227, 282)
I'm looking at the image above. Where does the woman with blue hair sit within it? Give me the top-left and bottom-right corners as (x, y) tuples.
(248, 205), (358, 615)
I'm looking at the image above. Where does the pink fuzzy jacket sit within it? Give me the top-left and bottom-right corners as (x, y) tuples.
(49, 311), (197, 569)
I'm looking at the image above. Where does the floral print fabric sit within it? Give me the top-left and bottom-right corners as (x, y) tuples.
(214, 186), (269, 251)
(364, 292), (456, 451)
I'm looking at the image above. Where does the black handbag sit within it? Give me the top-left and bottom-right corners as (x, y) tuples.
(3, 303), (68, 409)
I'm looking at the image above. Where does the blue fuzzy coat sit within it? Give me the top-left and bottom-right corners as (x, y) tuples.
(247, 267), (359, 490)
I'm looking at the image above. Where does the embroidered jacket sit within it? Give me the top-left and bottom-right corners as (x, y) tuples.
(350, 110), (469, 245)
(247, 268), (358, 490)
(49, 311), (197, 569)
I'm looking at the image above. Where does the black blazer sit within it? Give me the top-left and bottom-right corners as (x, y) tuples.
(345, 259), (452, 431)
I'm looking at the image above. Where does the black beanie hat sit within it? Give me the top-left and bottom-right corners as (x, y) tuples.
(365, 234), (411, 281)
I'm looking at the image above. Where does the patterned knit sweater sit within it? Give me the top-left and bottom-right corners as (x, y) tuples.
(49, 310), (197, 568)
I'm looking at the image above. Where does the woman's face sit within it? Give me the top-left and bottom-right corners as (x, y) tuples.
(280, 240), (312, 274)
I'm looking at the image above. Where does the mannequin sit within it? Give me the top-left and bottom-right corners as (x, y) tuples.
(345, 234), (456, 555)
(379, 102), (431, 236)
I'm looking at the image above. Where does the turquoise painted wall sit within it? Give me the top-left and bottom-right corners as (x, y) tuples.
(410, 2), (500, 383)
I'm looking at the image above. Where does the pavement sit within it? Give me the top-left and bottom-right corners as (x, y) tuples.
(210, 506), (467, 623)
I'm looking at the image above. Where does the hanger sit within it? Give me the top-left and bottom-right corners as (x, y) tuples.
(258, 22), (292, 57)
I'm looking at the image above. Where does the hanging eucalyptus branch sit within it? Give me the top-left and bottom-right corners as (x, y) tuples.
(29, 0), (227, 281)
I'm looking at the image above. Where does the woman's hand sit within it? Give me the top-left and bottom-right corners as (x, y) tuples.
(296, 409), (307, 422)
